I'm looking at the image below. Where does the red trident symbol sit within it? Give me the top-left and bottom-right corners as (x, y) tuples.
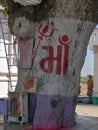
(31, 22), (57, 66)
(31, 23), (57, 72)
(38, 22), (57, 40)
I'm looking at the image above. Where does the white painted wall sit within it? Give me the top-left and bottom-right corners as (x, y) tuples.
(94, 52), (98, 95)
(89, 29), (98, 50)
(89, 28), (98, 97)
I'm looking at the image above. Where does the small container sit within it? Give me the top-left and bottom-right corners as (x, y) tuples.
(92, 97), (98, 104)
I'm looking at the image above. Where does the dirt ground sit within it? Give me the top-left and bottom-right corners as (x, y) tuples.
(79, 83), (88, 97)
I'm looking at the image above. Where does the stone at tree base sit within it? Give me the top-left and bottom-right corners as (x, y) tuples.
(32, 95), (76, 129)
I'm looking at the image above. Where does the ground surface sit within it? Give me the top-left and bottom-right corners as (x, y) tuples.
(0, 103), (98, 130)
(0, 83), (97, 130)
(79, 83), (88, 97)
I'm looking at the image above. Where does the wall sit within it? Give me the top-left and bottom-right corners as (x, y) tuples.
(89, 28), (98, 97)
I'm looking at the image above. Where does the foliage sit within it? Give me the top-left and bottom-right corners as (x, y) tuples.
(80, 77), (87, 83)
(0, 0), (8, 15)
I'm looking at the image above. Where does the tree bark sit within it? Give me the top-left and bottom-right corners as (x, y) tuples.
(7, 0), (98, 129)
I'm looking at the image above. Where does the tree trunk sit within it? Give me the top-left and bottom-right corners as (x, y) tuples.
(7, 0), (98, 129)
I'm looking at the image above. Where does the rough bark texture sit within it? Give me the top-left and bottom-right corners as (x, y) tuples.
(6, 0), (98, 129)
(7, 0), (98, 31)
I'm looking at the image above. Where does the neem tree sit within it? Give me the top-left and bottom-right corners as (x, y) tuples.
(3, 0), (98, 129)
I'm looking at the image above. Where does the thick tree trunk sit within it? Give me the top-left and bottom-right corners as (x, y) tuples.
(7, 0), (98, 129)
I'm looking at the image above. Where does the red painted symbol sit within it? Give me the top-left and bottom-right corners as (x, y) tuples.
(38, 23), (57, 40)
(28, 23), (57, 68)
(59, 34), (71, 45)
(40, 34), (71, 75)
(59, 34), (71, 74)
(40, 46), (62, 74)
